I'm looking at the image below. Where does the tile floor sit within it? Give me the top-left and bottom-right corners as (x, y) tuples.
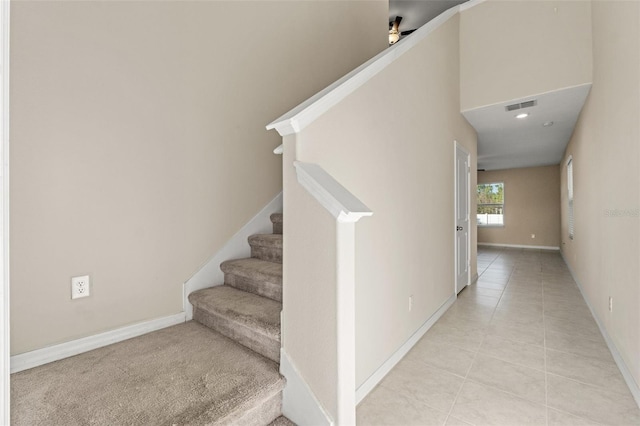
(357, 247), (640, 426)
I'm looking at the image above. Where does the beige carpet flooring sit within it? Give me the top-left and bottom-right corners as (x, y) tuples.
(11, 321), (288, 425)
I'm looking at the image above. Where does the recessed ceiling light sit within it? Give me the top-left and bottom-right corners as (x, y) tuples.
(543, 121), (554, 127)
(515, 113), (529, 119)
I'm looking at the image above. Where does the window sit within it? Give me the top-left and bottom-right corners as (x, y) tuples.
(567, 157), (574, 239)
(477, 183), (504, 226)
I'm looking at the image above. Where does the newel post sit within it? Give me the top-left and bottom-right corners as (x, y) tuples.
(335, 219), (356, 425)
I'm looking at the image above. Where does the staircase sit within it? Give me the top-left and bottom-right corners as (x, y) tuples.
(188, 213), (286, 424)
(10, 215), (289, 426)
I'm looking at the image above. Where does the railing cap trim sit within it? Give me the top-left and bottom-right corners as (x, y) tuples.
(294, 161), (372, 223)
(266, 0), (486, 137)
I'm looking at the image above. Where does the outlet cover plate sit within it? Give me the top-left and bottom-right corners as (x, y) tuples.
(71, 275), (90, 299)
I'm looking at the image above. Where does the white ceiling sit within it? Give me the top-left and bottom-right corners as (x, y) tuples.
(389, 0), (590, 171)
(462, 85), (591, 170)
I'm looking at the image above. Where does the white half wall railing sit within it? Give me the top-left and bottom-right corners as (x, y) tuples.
(294, 161), (372, 425)
(294, 162), (372, 224)
(267, 2), (486, 423)
(266, 0), (485, 138)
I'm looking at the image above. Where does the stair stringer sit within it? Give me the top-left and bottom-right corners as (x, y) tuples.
(183, 192), (283, 320)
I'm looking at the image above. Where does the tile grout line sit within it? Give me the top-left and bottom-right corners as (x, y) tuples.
(544, 370), (635, 397)
(442, 247), (514, 426)
(441, 327), (487, 425)
(477, 250), (501, 278)
(443, 250), (613, 425)
(459, 377), (547, 410)
(541, 259), (549, 426)
(541, 257), (611, 425)
(544, 406), (607, 426)
(465, 250), (630, 425)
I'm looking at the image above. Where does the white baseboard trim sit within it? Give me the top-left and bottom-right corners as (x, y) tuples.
(183, 192), (283, 320)
(478, 242), (560, 251)
(560, 252), (640, 409)
(280, 348), (334, 426)
(10, 312), (186, 373)
(472, 273), (479, 284)
(355, 294), (456, 404)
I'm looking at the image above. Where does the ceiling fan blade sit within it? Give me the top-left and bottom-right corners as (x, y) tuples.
(400, 29), (417, 36)
(390, 16), (402, 32)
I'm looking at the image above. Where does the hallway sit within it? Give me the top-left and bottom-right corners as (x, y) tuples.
(357, 247), (640, 425)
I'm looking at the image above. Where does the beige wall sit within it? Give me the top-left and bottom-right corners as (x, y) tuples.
(460, 0), (592, 111)
(283, 14), (477, 412)
(560, 1), (640, 390)
(478, 166), (560, 248)
(282, 135), (340, 417)
(10, 0), (387, 355)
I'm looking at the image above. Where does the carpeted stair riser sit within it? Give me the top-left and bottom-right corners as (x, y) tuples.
(249, 234), (283, 264)
(226, 391), (283, 426)
(269, 416), (297, 426)
(190, 286), (281, 363)
(221, 258), (282, 302)
(192, 305), (279, 363)
(225, 274), (282, 303)
(271, 213), (283, 235)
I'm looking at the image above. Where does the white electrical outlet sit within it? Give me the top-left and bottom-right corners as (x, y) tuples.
(71, 275), (90, 299)
(609, 297), (613, 312)
(531, 234), (536, 239)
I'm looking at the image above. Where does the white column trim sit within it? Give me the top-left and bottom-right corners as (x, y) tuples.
(335, 222), (356, 425)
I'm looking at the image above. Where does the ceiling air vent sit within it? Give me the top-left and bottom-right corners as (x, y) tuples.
(505, 99), (537, 112)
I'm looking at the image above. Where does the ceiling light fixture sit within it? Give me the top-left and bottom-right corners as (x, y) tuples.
(543, 121), (554, 127)
(515, 113), (529, 119)
(388, 16), (416, 45)
(389, 29), (400, 45)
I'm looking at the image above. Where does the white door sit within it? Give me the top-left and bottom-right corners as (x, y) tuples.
(455, 143), (470, 294)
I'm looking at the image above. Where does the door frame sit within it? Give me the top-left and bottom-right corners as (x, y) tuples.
(1, 0), (9, 422)
(454, 141), (470, 294)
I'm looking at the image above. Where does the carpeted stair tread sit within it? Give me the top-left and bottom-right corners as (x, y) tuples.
(11, 322), (285, 425)
(221, 257), (282, 301)
(190, 286), (281, 339)
(222, 258), (282, 286)
(270, 213), (283, 224)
